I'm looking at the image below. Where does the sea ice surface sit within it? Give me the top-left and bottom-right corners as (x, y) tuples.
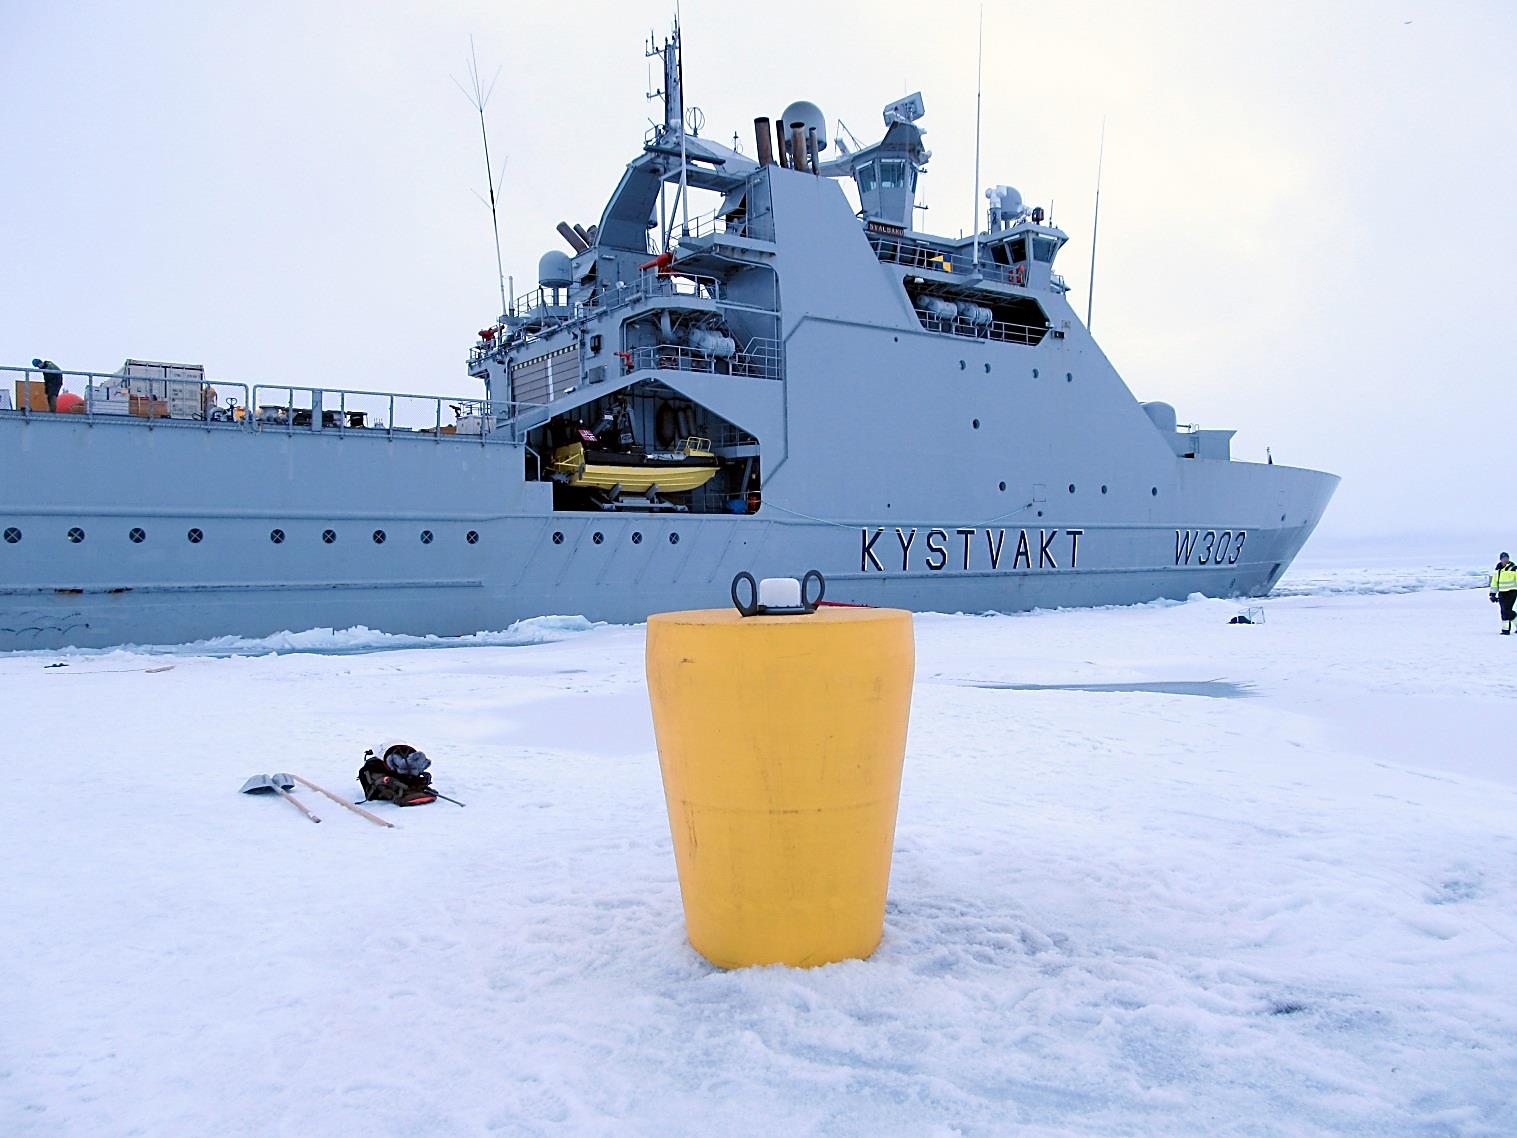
(3, 573), (1513, 1136)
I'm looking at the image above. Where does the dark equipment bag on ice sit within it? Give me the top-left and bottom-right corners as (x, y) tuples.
(358, 743), (437, 807)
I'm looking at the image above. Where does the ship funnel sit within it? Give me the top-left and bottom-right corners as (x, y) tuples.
(556, 221), (590, 254)
(781, 100), (827, 152)
(789, 123), (807, 175)
(774, 115), (790, 168)
(754, 117), (774, 166)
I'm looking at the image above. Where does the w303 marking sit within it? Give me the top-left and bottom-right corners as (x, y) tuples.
(1175, 529), (1246, 566)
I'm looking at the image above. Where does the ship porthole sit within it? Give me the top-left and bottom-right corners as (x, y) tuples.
(959, 360), (966, 370)
(972, 419), (980, 429)
(322, 529), (337, 544)
(129, 527), (146, 543)
(3, 527), (20, 544)
(1151, 487), (1159, 496)
(592, 532), (604, 545)
(186, 528), (203, 544)
(466, 530), (480, 544)
(270, 529), (285, 544)
(1032, 368), (1040, 378)
(669, 533), (680, 545)
(67, 527), (85, 544)
(984, 363), (991, 374)
(998, 481), (1006, 492)
(420, 530), (434, 544)
(1101, 485), (1108, 494)
(1280, 513), (1286, 522)
(552, 531), (565, 545)
(631, 531), (642, 544)
(1067, 484), (1076, 494)
(372, 530), (387, 544)
(1066, 372), (1073, 382)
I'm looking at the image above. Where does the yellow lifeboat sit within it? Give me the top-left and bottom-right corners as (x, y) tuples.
(549, 436), (719, 495)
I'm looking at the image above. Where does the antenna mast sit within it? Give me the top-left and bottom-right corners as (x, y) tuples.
(675, 4), (689, 239)
(1086, 118), (1106, 331)
(454, 37), (509, 319)
(646, 12), (690, 250)
(971, 5), (984, 266)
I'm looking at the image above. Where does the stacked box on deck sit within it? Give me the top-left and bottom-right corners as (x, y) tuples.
(117, 359), (204, 419)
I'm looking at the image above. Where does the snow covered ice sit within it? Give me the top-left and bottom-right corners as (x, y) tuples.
(4, 573), (1516, 1136)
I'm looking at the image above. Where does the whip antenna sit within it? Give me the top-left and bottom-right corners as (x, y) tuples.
(676, 2), (689, 239)
(971, 4), (984, 265)
(454, 37), (509, 319)
(1086, 117), (1106, 331)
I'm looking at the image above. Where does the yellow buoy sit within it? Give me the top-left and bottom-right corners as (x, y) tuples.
(646, 603), (914, 969)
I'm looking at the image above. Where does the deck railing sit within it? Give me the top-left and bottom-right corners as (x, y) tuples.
(623, 335), (783, 380)
(676, 205), (776, 244)
(0, 365), (523, 445)
(912, 311), (1048, 346)
(866, 232), (1049, 289)
(0, 365), (248, 423)
(509, 270), (724, 323)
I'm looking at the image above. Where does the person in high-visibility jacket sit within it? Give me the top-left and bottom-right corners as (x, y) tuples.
(1490, 552), (1517, 634)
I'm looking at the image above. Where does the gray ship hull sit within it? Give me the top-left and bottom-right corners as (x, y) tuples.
(0, 412), (1335, 651)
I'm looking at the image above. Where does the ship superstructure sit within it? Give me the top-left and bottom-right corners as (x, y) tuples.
(0, 25), (1336, 651)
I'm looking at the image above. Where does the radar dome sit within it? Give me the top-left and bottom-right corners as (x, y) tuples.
(1143, 402), (1178, 433)
(986, 185), (1022, 214)
(780, 100), (827, 151)
(538, 250), (572, 289)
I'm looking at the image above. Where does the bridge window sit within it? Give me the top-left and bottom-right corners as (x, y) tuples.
(856, 162), (877, 195)
(880, 159), (908, 190)
(1032, 236), (1059, 263)
(1009, 237), (1027, 264)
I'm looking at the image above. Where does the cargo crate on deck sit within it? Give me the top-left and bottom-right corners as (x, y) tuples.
(14, 380), (49, 411)
(117, 359), (205, 419)
(129, 395), (168, 419)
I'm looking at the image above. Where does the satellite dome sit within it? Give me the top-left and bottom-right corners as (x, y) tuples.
(781, 100), (827, 151)
(986, 185), (1022, 214)
(1143, 402), (1178, 433)
(538, 250), (572, 289)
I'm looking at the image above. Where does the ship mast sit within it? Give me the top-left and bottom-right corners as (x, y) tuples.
(1086, 118), (1106, 331)
(971, 5), (984, 266)
(454, 38), (509, 320)
(674, 8), (689, 240)
(646, 17), (689, 250)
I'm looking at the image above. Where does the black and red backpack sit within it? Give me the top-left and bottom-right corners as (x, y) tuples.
(358, 743), (437, 807)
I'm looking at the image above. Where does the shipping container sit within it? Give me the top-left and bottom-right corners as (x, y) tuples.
(117, 359), (205, 419)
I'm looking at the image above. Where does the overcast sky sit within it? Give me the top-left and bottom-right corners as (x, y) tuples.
(3, 0), (1513, 544)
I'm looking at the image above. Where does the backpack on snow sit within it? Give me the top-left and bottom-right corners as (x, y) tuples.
(358, 744), (437, 807)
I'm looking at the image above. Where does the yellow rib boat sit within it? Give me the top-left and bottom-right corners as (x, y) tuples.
(549, 437), (719, 494)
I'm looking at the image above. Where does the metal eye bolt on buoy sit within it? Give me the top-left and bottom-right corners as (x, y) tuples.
(646, 571), (915, 969)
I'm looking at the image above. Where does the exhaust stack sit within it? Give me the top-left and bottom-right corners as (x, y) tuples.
(754, 117), (773, 166)
(556, 221), (590, 254)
